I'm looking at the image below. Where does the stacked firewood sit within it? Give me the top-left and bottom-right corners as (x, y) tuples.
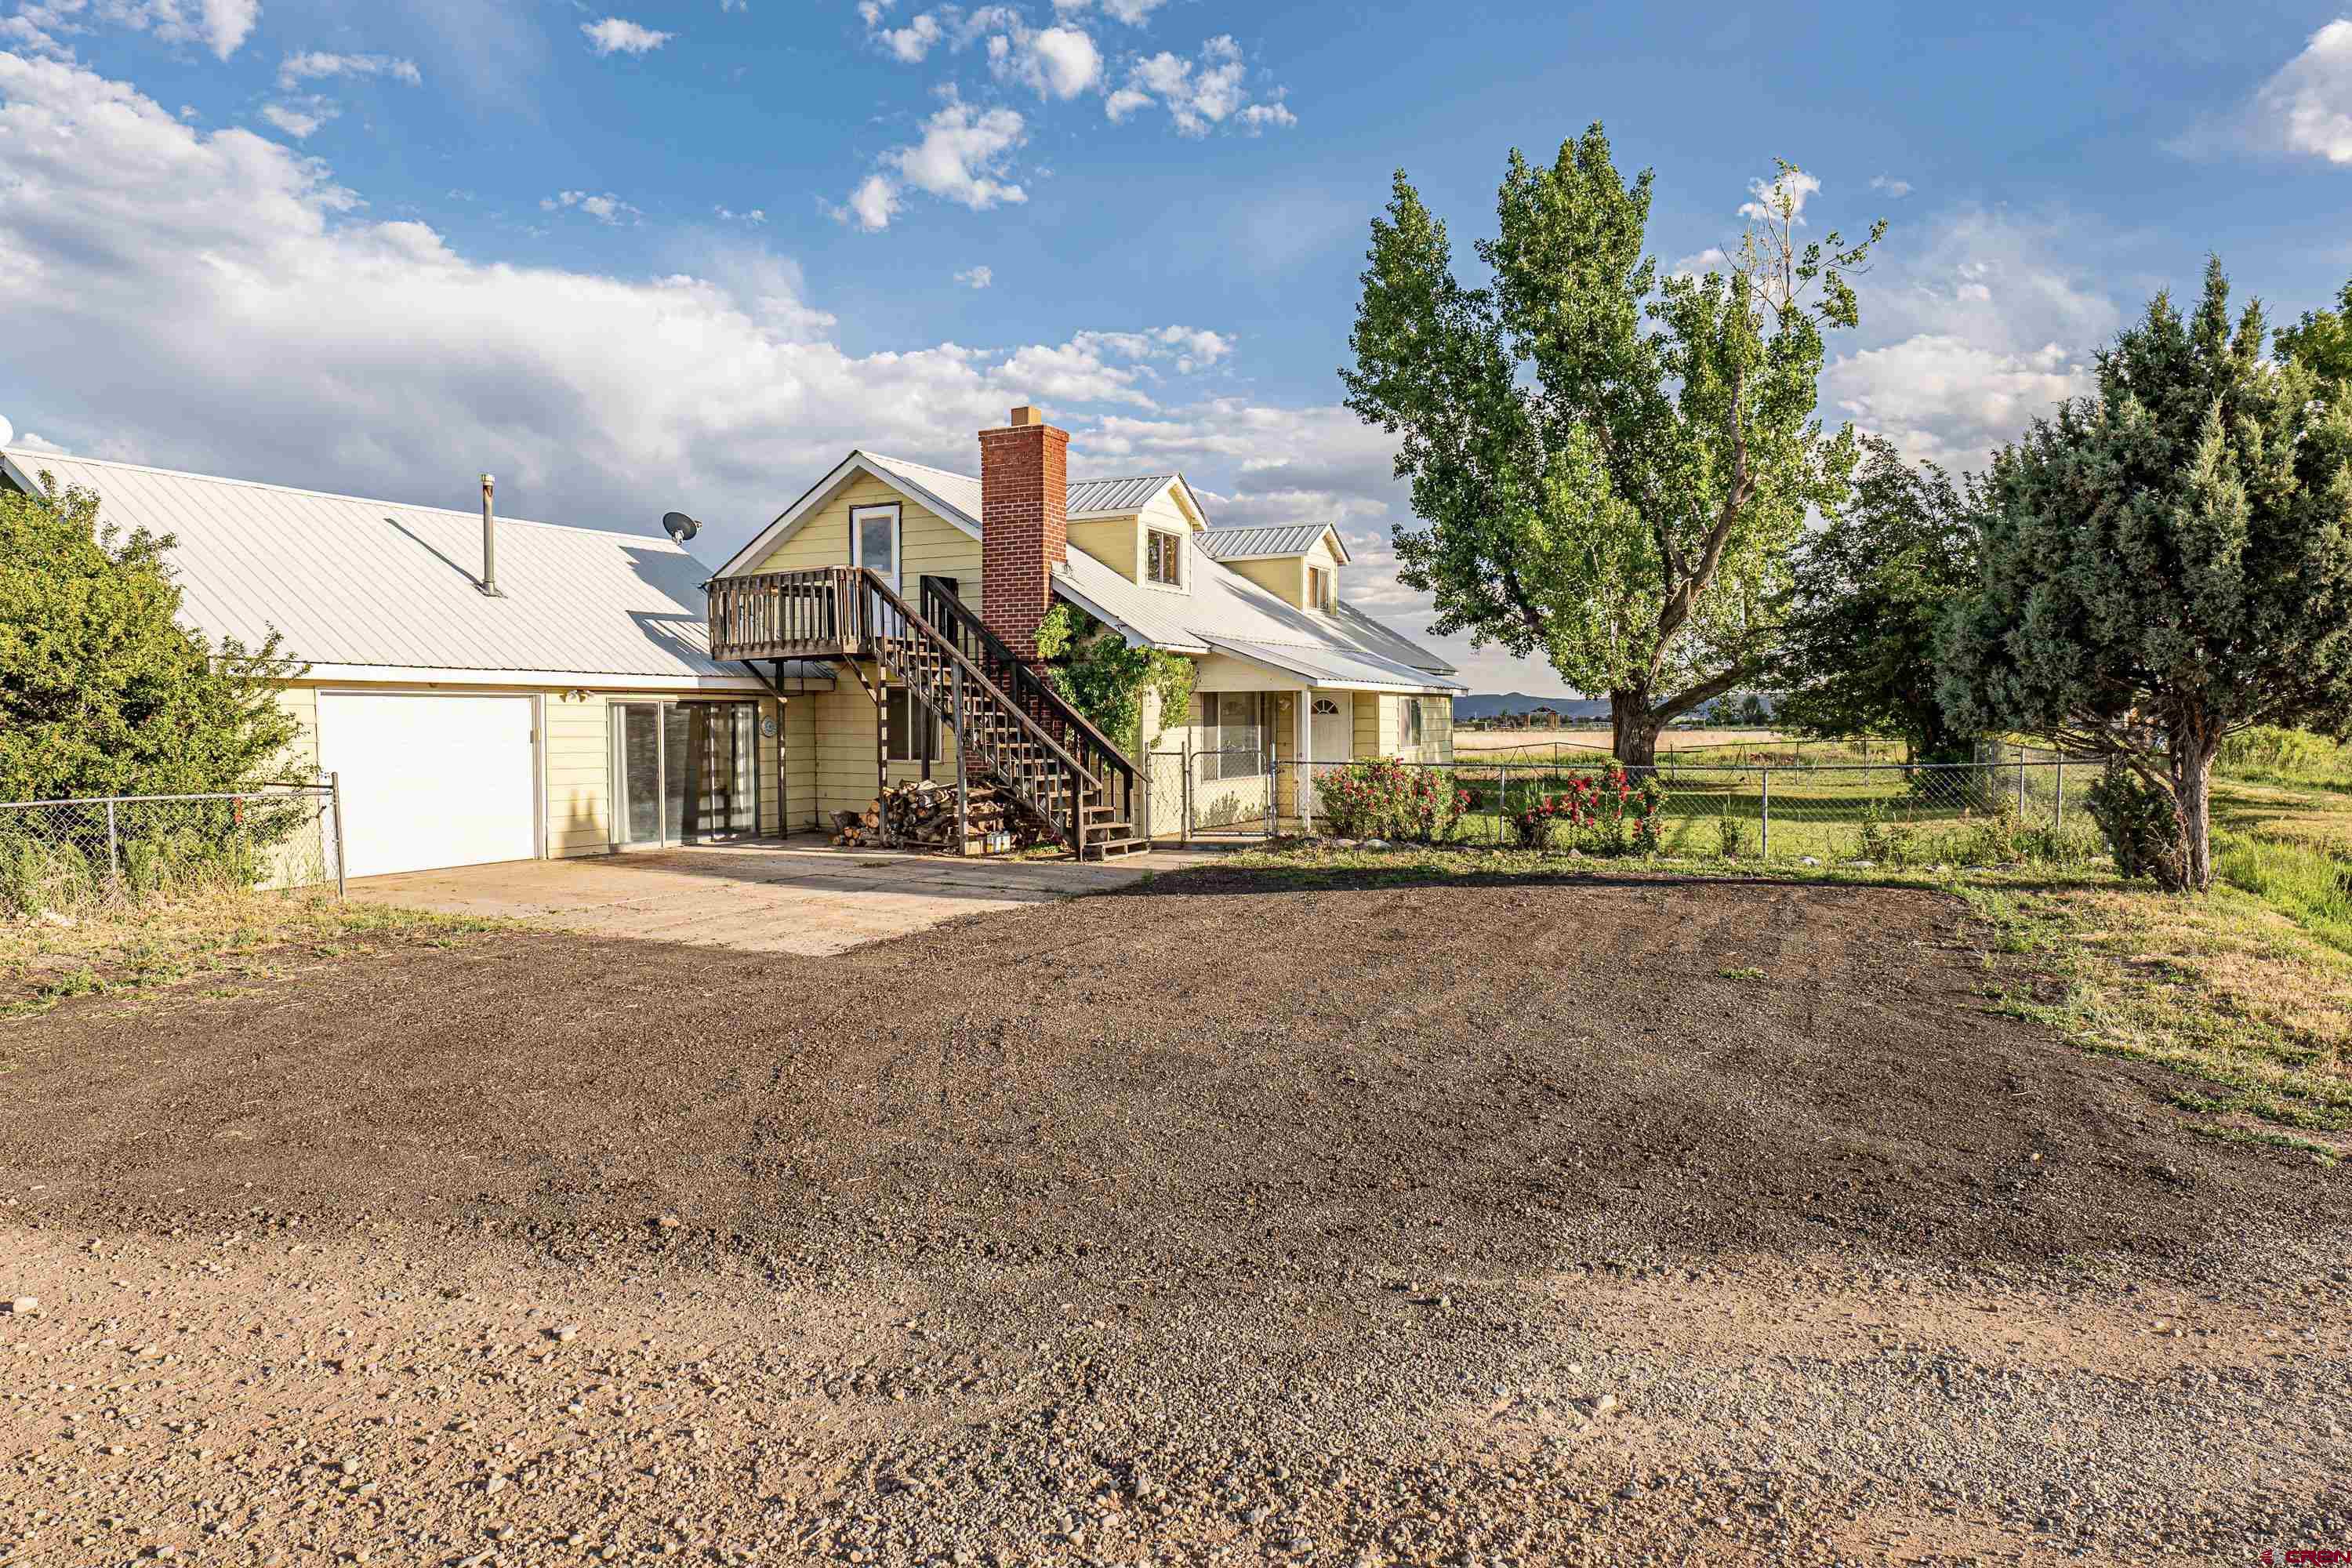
(829, 776), (1050, 853)
(830, 779), (964, 849)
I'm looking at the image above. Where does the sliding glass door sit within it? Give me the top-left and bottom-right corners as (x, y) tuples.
(615, 701), (759, 848)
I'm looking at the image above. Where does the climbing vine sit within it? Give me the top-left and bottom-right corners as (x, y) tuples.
(1033, 603), (1196, 755)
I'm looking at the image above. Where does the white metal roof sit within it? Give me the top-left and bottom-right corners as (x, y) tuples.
(2, 447), (821, 689)
(1196, 523), (1352, 564)
(1055, 539), (1461, 691)
(1068, 474), (1173, 516)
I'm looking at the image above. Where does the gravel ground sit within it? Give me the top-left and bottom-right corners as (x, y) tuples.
(1, 869), (2347, 1566)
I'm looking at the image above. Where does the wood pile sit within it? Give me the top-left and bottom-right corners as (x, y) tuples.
(829, 776), (1044, 853)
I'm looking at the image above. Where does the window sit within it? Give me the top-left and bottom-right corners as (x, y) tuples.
(886, 687), (938, 762)
(1200, 691), (1263, 781)
(1308, 566), (1333, 612)
(1400, 695), (1424, 748)
(852, 503), (900, 590)
(1145, 528), (1183, 586)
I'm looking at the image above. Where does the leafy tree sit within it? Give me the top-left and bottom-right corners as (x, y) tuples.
(1937, 260), (2352, 891)
(1, 473), (303, 800)
(1342, 123), (1883, 767)
(1769, 436), (1981, 763)
(2276, 275), (2352, 390)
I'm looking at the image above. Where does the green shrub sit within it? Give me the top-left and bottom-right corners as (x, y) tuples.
(2218, 726), (2352, 787)
(1506, 765), (1664, 855)
(1713, 805), (1751, 860)
(2084, 761), (2189, 889)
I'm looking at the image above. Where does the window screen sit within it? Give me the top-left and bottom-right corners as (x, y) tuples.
(1204, 691), (1262, 781)
(1401, 695), (1424, 747)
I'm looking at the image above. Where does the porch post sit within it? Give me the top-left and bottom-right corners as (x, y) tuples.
(953, 661), (970, 854)
(1294, 684), (1313, 829)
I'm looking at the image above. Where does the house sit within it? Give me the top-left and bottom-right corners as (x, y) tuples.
(2, 405), (1457, 873)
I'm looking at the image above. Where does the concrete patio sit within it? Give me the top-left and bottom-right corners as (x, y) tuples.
(346, 838), (1214, 955)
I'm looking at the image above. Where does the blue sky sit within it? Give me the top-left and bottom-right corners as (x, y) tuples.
(3, 0), (2351, 690)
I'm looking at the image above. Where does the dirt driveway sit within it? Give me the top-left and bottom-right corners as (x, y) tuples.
(1, 867), (2347, 1566)
(348, 838), (1210, 954)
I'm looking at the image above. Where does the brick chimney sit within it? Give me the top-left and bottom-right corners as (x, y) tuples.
(978, 404), (1069, 661)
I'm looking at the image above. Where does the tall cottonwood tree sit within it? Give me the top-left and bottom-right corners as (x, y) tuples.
(1938, 260), (2352, 892)
(1343, 124), (1882, 765)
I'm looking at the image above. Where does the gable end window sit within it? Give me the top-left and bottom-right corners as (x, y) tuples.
(852, 503), (901, 591)
(1145, 529), (1183, 586)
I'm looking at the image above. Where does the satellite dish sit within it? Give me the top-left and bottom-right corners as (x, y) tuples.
(661, 510), (701, 542)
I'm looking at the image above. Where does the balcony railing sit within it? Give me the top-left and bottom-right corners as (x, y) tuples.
(707, 567), (860, 661)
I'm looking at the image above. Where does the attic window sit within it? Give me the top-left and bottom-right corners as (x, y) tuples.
(1308, 566), (1334, 612)
(1146, 528), (1183, 586)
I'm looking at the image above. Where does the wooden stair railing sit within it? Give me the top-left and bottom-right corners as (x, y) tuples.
(845, 568), (1112, 858)
(916, 578), (1141, 840)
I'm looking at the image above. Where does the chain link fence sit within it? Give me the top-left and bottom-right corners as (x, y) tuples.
(0, 782), (343, 920)
(1146, 749), (2109, 867)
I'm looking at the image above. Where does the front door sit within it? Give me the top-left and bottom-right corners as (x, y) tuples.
(1310, 695), (1349, 762)
(615, 702), (759, 848)
(1307, 694), (1350, 820)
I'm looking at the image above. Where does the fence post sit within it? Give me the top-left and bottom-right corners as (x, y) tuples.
(2016, 759), (2027, 819)
(105, 798), (122, 887)
(1760, 767), (1771, 860)
(2053, 757), (2064, 834)
(330, 771), (347, 899)
(1181, 742), (1193, 847)
(1498, 764), (1510, 847)
(1265, 746), (1277, 841)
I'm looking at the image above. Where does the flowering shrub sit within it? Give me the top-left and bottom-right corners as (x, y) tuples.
(1319, 758), (1471, 843)
(1507, 765), (1666, 855)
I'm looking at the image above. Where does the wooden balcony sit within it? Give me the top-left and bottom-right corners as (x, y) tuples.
(707, 567), (862, 661)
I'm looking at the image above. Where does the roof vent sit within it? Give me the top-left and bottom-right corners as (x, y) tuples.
(477, 473), (504, 598)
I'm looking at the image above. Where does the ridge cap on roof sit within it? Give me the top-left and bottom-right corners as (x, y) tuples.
(2, 446), (696, 550)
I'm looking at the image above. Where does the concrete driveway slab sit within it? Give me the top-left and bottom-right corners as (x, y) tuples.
(347, 839), (1216, 954)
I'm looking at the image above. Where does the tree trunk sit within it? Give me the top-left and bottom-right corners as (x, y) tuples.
(2172, 741), (2217, 894)
(1610, 688), (1662, 769)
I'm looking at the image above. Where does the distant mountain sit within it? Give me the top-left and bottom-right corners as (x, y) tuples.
(1452, 692), (1609, 722)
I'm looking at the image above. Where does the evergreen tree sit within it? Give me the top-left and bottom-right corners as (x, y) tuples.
(1938, 260), (2352, 891)
(1, 473), (303, 801)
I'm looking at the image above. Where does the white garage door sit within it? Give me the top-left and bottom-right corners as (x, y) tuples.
(318, 693), (539, 877)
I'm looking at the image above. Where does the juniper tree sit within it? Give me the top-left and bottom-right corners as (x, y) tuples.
(0, 472), (302, 800)
(1343, 124), (1882, 766)
(1937, 260), (2352, 891)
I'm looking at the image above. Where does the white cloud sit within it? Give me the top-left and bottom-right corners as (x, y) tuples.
(258, 97), (333, 138)
(580, 16), (672, 56)
(541, 190), (640, 224)
(713, 205), (767, 223)
(0, 53), (1283, 572)
(276, 52), (422, 89)
(1669, 246), (1727, 278)
(1737, 166), (1821, 223)
(1051, 0), (1165, 22)
(2247, 18), (2352, 164)
(873, 9), (942, 61)
(1110, 34), (1292, 136)
(837, 98), (1025, 230)
(1869, 174), (1912, 198)
(1820, 208), (2122, 472)
(993, 22), (1101, 99)
(8, 0), (258, 59)
(954, 263), (993, 288)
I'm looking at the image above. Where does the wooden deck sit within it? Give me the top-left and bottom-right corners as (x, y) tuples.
(707, 567), (862, 662)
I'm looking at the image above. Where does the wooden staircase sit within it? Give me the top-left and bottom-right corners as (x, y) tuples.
(862, 574), (1145, 860)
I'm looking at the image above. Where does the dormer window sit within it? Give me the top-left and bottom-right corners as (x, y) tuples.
(1308, 565), (1334, 612)
(1146, 528), (1183, 586)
